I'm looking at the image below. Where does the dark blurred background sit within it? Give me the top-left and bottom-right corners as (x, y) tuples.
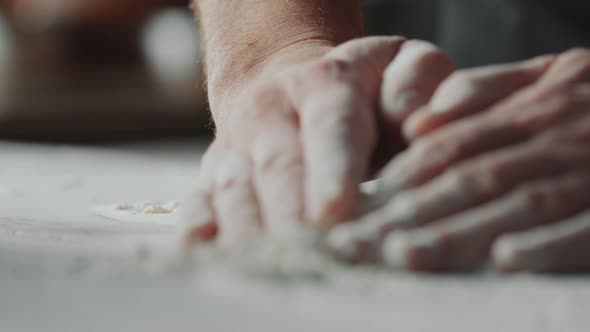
(0, 0), (588, 142)
(0, 0), (429, 142)
(0, 0), (206, 141)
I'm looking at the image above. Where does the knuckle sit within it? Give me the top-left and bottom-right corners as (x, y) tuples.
(419, 133), (468, 164)
(513, 174), (590, 224)
(308, 58), (353, 81)
(560, 48), (590, 66)
(406, 139), (431, 164)
(553, 48), (590, 83)
(472, 162), (506, 195)
(547, 90), (577, 112)
(412, 46), (453, 72)
(510, 90), (578, 131)
(515, 184), (553, 212)
(445, 71), (478, 89)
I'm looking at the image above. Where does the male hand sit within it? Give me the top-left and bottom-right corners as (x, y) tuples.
(181, 36), (454, 246)
(328, 48), (590, 273)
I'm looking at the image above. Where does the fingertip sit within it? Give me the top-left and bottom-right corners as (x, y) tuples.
(184, 222), (218, 247)
(177, 187), (218, 247)
(492, 236), (524, 273)
(325, 224), (363, 262)
(325, 222), (382, 263)
(383, 230), (441, 271)
(382, 231), (412, 268)
(328, 35), (406, 69)
(308, 187), (358, 228)
(381, 40), (454, 123)
(305, 159), (363, 227)
(492, 233), (556, 273)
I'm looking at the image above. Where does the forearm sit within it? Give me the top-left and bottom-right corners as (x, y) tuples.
(193, 0), (363, 112)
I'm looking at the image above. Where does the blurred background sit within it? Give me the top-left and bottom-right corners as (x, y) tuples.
(0, 0), (421, 142)
(0, 0), (586, 142)
(0, 0), (207, 141)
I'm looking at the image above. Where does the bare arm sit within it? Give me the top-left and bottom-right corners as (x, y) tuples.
(193, 0), (363, 119)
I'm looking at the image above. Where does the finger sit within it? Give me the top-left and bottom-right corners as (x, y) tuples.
(404, 55), (555, 140)
(180, 142), (222, 245)
(382, 173), (590, 271)
(535, 85), (590, 143)
(380, 40), (454, 123)
(286, 36), (406, 227)
(376, 83), (590, 195)
(328, 141), (590, 262)
(493, 211), (590, 273)
(248, 85), (305, 236)
(327, 36), (407, 81)
(537, 48), (590, 89)
(212, 150), (262, 246)
(180, 187), (217, 246)
(299, 79), (374, 227)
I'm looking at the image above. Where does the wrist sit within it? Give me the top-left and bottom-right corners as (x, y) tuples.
(206, 36), (336, 113)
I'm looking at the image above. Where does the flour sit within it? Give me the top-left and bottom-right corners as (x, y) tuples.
(92, 201), (180, 224)
(87, 181), (384, 283)
(92, 200), (344, 282)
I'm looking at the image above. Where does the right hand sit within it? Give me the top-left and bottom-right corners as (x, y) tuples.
(181, 36), (454, 246)
(327, 48), (590, 272)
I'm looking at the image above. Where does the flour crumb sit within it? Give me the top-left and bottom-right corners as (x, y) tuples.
(93, 201), (180, 224)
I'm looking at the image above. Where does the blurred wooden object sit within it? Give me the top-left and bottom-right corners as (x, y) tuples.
(0, 0), (210, 141)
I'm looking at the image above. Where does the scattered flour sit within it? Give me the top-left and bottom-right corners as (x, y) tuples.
(87, 180), (383, 283)
(88, 200), (374, 287)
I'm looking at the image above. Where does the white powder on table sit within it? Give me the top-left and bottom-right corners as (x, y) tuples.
(92, 201), (180, 224)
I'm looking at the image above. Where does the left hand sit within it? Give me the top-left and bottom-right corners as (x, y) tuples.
(327, 48), (590, 273)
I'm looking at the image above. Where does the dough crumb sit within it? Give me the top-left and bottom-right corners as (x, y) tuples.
(93, 201), (180, 224)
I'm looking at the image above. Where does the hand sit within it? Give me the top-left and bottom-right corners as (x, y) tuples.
(328, 48), (590, 273)
(181, 36), (454, 246)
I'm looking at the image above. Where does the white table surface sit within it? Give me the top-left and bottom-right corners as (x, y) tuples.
(0, 139), (589, 332)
